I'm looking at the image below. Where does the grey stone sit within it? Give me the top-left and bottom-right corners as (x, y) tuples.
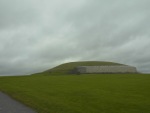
(74, 66), (137, 74)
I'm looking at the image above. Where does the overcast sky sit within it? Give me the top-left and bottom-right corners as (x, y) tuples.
(0, 0), (150, 75)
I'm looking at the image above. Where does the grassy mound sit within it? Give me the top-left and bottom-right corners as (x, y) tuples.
(43, 61), (124, 74)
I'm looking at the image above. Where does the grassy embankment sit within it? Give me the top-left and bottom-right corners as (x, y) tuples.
(40, 61), (125, 75)
(0, 74), (150, 113)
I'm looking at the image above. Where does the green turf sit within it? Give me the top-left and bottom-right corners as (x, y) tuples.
(0, 74), (150, 113)
(42, 61), (124, 74)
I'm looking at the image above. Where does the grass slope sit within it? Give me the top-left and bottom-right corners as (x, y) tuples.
(43, 61), (124, 74)
(0, 74), (150, 113)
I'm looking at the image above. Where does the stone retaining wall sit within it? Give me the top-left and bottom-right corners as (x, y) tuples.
(76, 66), (137, 74)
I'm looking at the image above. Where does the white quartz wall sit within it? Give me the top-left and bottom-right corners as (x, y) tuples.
(77, 66), (137, 73)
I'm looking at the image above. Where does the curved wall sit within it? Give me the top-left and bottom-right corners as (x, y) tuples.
(76, 66), (137, 73)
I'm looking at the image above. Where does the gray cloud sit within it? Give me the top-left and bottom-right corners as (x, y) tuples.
(0, 0), (38, 29)
(0, 0), (150, 75)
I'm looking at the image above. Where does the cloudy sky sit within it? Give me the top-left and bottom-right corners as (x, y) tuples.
(0, 0), (150, 75)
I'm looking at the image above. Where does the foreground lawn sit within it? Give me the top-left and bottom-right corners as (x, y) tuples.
(0, 74), (150, 113)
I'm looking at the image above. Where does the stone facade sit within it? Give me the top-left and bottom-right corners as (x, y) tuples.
(74, 66), (137, 74)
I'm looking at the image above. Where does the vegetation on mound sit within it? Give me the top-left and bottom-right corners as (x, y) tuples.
(42, 61), (124, 74)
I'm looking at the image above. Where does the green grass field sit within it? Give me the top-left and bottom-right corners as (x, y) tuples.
(0, 74), (150, 113)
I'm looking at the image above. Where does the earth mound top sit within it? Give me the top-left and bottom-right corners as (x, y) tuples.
(43, 61), (125, 74)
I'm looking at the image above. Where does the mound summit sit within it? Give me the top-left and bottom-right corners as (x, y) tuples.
(42, 61), (137, 74)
